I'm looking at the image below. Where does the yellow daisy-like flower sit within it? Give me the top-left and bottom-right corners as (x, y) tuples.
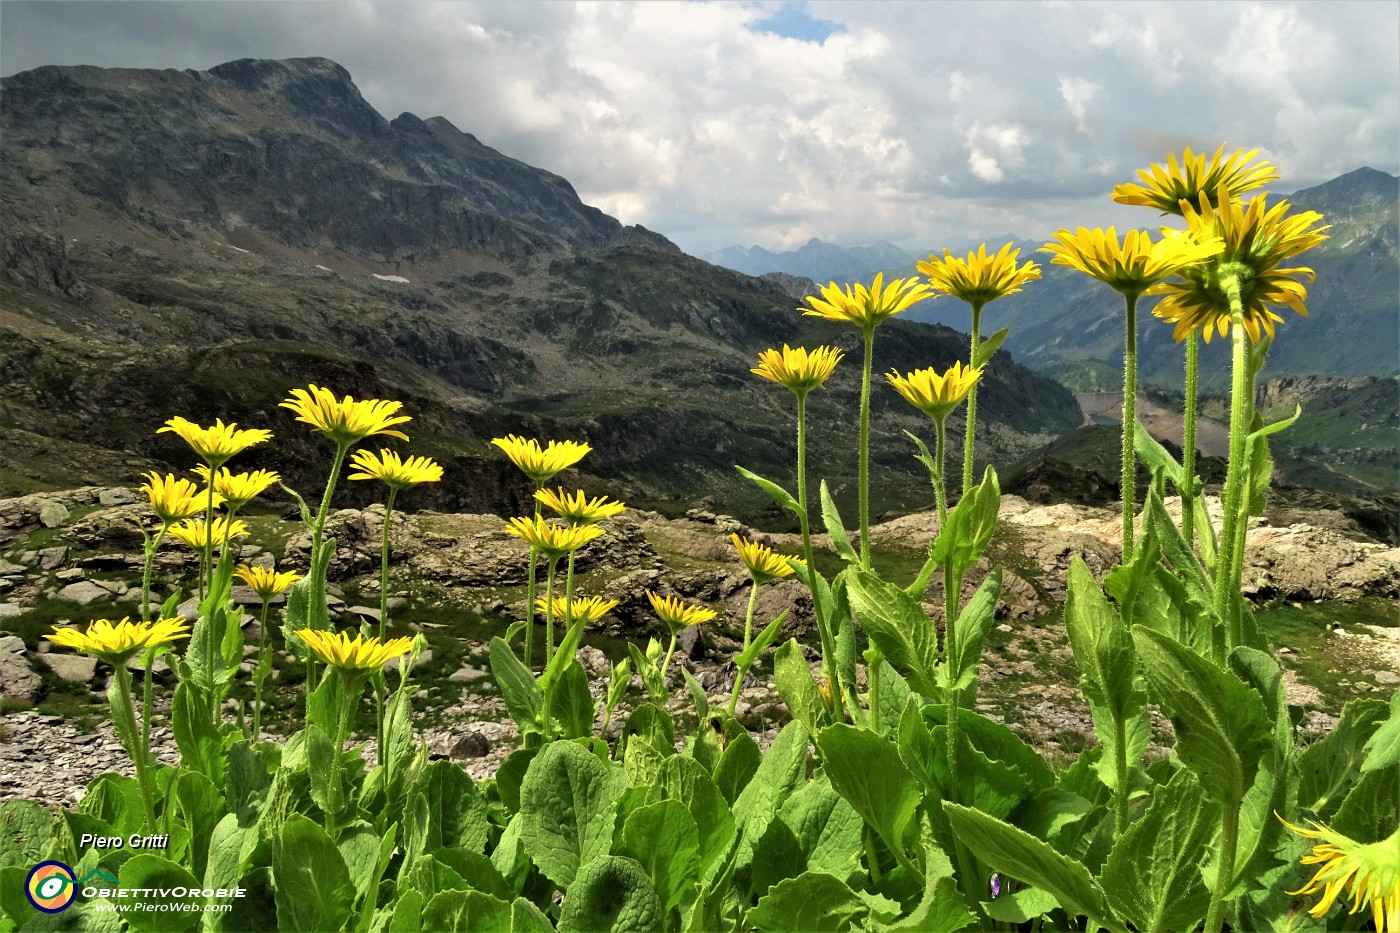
(801, 272), (934, 331)
(234, 564), (301, 601)
(193, 466), (281, 510)
(1150, 191), (1330, 343)
(280, 384), (411, 446)
(1112, 144), (1278, 215)
(504, 515), (605, 559)
(535, 487), (625, 525)
(157, 417), (272, 467)
(751, 344), (844, 396)
(1040, 226), (1224, 297)
(534, 595), (620, 623)
(730, 533), (797, 585)
(45, 617), (190, 663)
(294, 628), (414, 674)
(140, 472), (222, 525)
(917, 242), (1041, 308)
(348, 448), (444, 490)
(167, 515), (251, 550)
(1281, 817), (1399, 932)
(492, 435), (592, 485)
(886, 361), (983, 423)
(646, 590), (718, 631)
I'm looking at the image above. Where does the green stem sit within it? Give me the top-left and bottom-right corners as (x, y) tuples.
(858, 326), (874, 567)
(523, 482), (543, 670)
(199, 471), (217, 600)
(544, 557), (560, 666)
(141, 650), (155, 779)
(963, 303), (983, 497)
(1121, 291), (1141, 560)
(934, 416), (948, 528)
(727, 583), (761, 716)
(1182, 332), (1199, 550)
(329, 673), (359, 833)
(140, 528), (166, 623)
(375, 488), (396, 766)
(1203, 800), (1241, 933)
(306, 442), (351, 713)
(1113, 715), (1129, 835)
(796, 392), (841, 719)
(252, 601), (269, 741)
(867, 649), (882, 727)
(114, 664), (157, 825)
(1213, 278), (1251, 661)
(661, 630), (678, 677)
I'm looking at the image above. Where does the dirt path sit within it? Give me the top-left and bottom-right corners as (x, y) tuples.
(1077, 392), (1231, 457)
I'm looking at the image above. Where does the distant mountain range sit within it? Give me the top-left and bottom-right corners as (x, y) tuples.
(704, 168), (1400, 388)
(0, 58), (1081, 522)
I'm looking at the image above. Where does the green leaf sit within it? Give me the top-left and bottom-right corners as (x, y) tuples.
(732, 722), (809, 855)
(606, 658), (632, 718)
(490, 637), (543, 735)
(773, 639), (829, 738)
(984, 887), (1059, 924)
(272, 815), (354, 933)
(1230, 646), (1294, 896)
(494, 748), (539, 816)
(0, 801), (54, 870)
(904, 430), (940, 488)
(680, 667), (709, 720)
(627, 642), (667, 705)
(620, 800), (701, 915)
(1333, 763), (1399, 844)
(735, 466), (805, 522)
(711, 731), (760, 806)
(412, 760), (490, 855)
(973, 327), (1010, 368)
(876, 661), (911, 737)
(519, 739), (625, 887)
(844, 567), (937, 697)
(819, 482), (857, 564)
(419, 890), (552, 933)
(774, 772), (864, 884)
(558, 855), (663, 933)
(661, 756), (736, 877)
(884, 822), (974, 933)
(171, 682), (228, 786)
(111, 855), (201, 933)
(1101, 769), (1217, 933)
(734, 611), (788, 674)
(748, 871), (869, 933)
(942, 804), (1127, 933)
(539, 618), (586, 695)
(553, 660), (597, 739)
(1145, 488), (1213, 604)
(336, 821), (381, 905)
(1298, 697), (1388, 819)
(929, 466), (1000, 579)
(1130, 627), (1271, 807)
(1361, 692), (1400, 774)
(941, 569), (1001, 695)
(174, 769), (225, 880)
(817, 724), (920, 862)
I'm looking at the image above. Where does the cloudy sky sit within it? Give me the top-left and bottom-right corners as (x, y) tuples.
(3, 1), (1397, 256)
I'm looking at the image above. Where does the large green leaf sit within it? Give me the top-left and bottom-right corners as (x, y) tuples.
(111, 855), (200, 933)
(553, 660), (597, 739)
(171, 682), (228, 786)
(747, 871), (869, 933)
(1298, 698), (1387, 820)
(490, 638), (542, 735)
(558, 855), (663, 933)
(1361, 692), (1400, 774)
(1229, 647), (1294, 896)
(519, 740), (625, 887)
(929, 467), (1000, 579)
(819, 481), (858, 564)
(883, 823), (974, 933)
(732, 722), (809, 856)
(1130, 627), (1271, 807)
(620, 800), (700, 915)
(817, 724), (920, 862)
(711, 731), (760, 806)
(942, 804), (1127, 933)
(271, 816), (354, 933)
(1145, 489), (1213, 604)
(661, 756), (736, 877)
(774, 773), (864, 884)
(773, 639), (829, 738)
(1101, 769), (1217, 933)
(0, 801), (54, 870)
(735, 466), (805, 521)
(941, 570), (1001, 695)
(1333, 763), (1399, 844)
(420, 890), (552, 933)
(844, 568), (937, 697)
(174, 770), (225, 881)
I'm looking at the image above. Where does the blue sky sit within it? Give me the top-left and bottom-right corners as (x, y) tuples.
(3, 1), (1396, 256)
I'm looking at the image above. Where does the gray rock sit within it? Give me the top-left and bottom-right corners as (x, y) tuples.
(39, 502), (69, 528)
(447, 664), (488, 684)
(57, 581), (111, 606)
(1375, 670), (1400, 686)
(678, 625), (707, 662)
(0, 559), (26, 575)
(0, 653), (41, 702)
(0, 635), (25, 654)
(450, 731), (490, 759)
(0, 603), (21, 620)
(346, 606), (381, 622)
(37, 547), (68, 570)
(98, 488), (136, 506)
(385, 649), (432, 672)
(39, 654), (98, 685)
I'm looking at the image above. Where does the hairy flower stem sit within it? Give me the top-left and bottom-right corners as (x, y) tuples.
(199, 474), (217, 600)
(1181, 333), (1199, 549)
(252, 601), (269, 741)
(942, 553), (982, 914)
(113, 665), (157, 825)
(962, 303), (984, 497)
(796, 393), (842, 718)
(139, 528), (166, 623)
(373, 489), (399, 765)
(858, 327), (875, 567)
(1213, 276), (1252, 660)
(727, 583), (761, 715)
(661, 631), (678, 677)
(934, 417), (949, 527)
(523, 483), (543, 670)
(1203, 801), (1241, 933)
(141, 651), (155, 783)
(1113, 716), (1130, 835)
(328, 676), (358, 835)
(1120, 291), (1141, 559)
(544, 557), (561, 666)
(306, 441), (351, 708)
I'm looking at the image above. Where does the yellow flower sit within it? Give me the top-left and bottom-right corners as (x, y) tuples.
(193, 466), (281, 510)
(1112, 144), (1278, 215)
(157, 417), (272, 467)
(801, 272), (934, 331)
(534, 595), (620, 623)
(167, 516), (251, 550)
(886, 361), (983, 422)
(45, 617), (190, 663)
(504, 515), (605, 559)
(646, 591), (718, 631)
(1281, 817), (1399, 932)
(348, 448), (443, 490)
(492, 435), (592, 485)
(751, 345), (844, 396)
(730, 533), (797, 585)
(917, 242), (1041, 308)
(535, 487), (625, 524)
(1040, 226), (1224, 296)
(234, 564), (301, 601)
(140, 472), (221, 524)
(294, 628), (414, 674)
(1150, 192), (1330, 342)
(279, 384), (411, 446)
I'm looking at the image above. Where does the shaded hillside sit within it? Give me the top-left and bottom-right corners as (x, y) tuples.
(0, 58), (1080, 522)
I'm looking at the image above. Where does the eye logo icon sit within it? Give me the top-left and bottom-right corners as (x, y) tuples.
(25, 861), (77, 913)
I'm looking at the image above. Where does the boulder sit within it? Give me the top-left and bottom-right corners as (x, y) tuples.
(56, 580), (111, 606)
(0, 653), (41, 703)
(39, 653), (98, 685)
